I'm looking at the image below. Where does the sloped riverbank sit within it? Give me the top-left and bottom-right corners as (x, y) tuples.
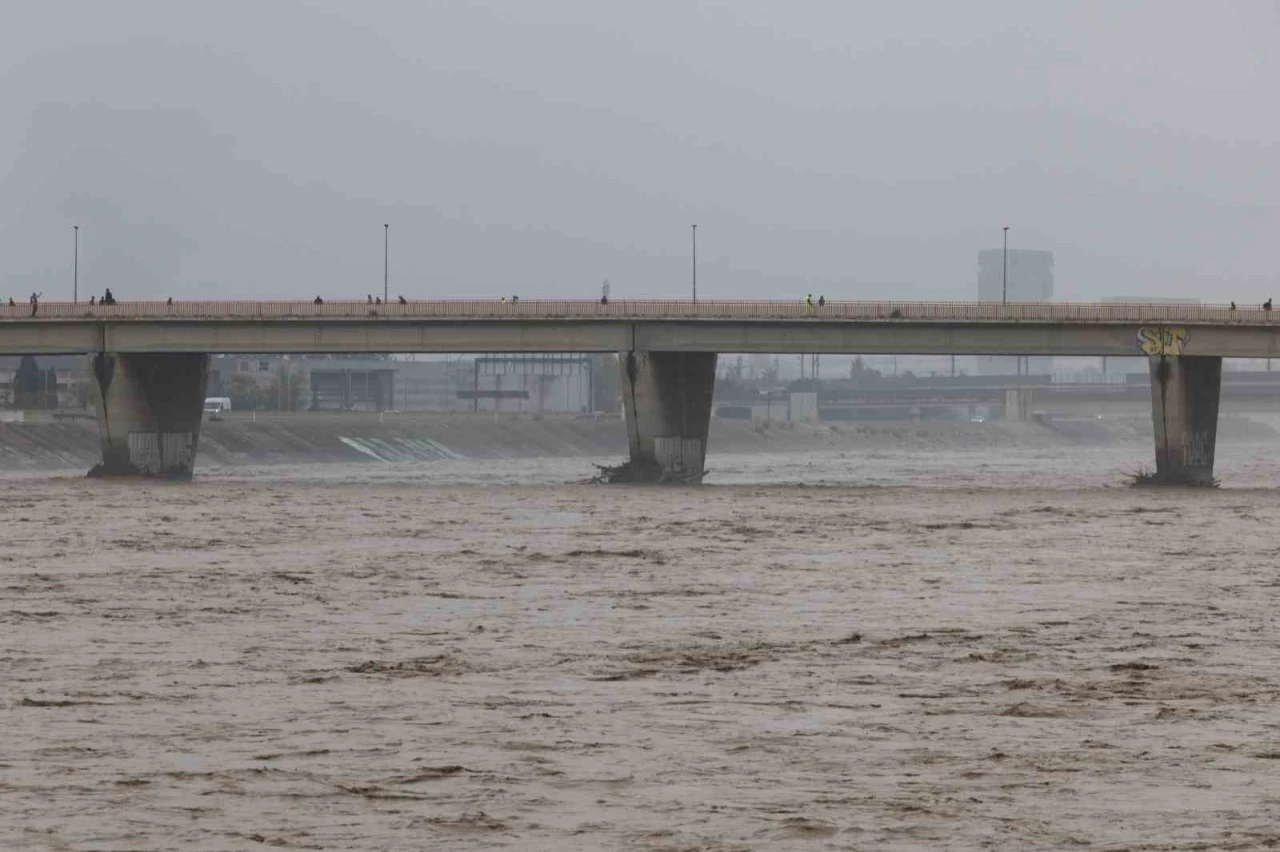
(0, 410), (1274, 473)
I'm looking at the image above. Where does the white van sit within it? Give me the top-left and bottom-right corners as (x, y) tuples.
(204, 397), (232, 413)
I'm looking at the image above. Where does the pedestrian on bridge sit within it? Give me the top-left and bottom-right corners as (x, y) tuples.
(89, 296), (96, 306)
(1265, 298), (1273, 312)
(29, 292), (39, 317)
(102, 288), (115, 305)
(7, 297), (14, 308)
(818, 295), (826, 308)
(398, 295), (407, 305)
(314, 296), (323, 305)
(805, 294), (814, 315)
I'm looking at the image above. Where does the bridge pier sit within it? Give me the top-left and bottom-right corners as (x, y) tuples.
(1148, 355), (1221, 485)
(1003, 388), (1033, 421)
(88, 353), (210, 479)
(618, 351), (717, 483)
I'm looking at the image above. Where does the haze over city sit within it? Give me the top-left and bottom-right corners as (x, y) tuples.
(1, 0), (1277, 302)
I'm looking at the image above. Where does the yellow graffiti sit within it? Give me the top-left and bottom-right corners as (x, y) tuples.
(1137, 326), (1188, 356)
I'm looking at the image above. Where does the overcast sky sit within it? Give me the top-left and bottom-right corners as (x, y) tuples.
(1, 0), (1276, 302)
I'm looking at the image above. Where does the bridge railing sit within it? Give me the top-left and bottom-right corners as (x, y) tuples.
(0, 298), (1269, 323)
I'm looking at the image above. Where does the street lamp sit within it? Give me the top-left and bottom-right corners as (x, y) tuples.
(1002, 226), (1009, 306)
(73, 225), (79, 304)
(383, 224), (389, 304)
(691, 224), (697, 303)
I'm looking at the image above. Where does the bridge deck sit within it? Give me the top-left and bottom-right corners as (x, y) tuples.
(0, 298), (1270, 325)
(3, 300), (1278, 357)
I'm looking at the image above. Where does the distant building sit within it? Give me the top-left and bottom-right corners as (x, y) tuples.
(308, 358), (396, 411)
(976, 248), (1055, 375)
(977, 248), (1054, 303)
(467, 354), (599, 413)
(1103, 296), (1198, 304)
(205, 353), (613, 413)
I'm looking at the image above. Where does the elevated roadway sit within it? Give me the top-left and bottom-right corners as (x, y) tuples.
(2, 299), (1278, 358)
(0, 299), (1258, 484)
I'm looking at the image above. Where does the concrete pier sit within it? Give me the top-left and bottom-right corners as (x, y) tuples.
(1149, 355), (1222, 485)
(620, 351), (717, 482)
(1003, 388), (1034, 421)
(89, 353), (210, 478)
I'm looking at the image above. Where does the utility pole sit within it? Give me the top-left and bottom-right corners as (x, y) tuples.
(383, 224), (389, 304)
(1002, 225), (1010, 306)
(73, 225), (79, 303)
(691, 224), (697, 303)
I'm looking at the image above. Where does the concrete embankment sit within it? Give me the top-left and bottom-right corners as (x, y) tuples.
(0, 410), (1274, 473)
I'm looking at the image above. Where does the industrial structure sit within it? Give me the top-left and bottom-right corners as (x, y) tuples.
(152, 354), (610, 414)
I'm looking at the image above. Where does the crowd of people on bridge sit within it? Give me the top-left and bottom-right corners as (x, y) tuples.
(804, 294), (827, 314)
(83, 290), (117, 307)
(13, 289), (118, 315)
(9, 293), (1280, 316)
(1228, 299), (1271, 311)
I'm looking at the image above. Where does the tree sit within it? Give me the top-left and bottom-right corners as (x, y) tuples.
(592, 354), (621, 413)
(43, 368), (58, 409)
(229, 373), (269, 411)
(277, 363), (306, 411)
(10, 356), (44, 408)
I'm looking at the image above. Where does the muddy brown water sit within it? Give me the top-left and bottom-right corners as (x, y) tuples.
(4, 447), (1280, 850)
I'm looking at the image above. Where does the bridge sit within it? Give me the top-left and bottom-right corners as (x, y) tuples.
(2, 298), (1279, 356)
(2, 299), (1266, 484)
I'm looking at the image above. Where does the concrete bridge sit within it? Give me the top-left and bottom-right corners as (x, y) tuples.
(2, 298), (1272, 484)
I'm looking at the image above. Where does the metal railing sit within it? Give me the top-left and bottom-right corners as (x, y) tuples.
(0, 298), (1271, 324)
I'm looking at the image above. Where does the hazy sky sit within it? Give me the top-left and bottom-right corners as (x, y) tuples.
(1, 0), (1276, 302)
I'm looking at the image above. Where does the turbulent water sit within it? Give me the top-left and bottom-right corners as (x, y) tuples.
(5, 446), (1280, 851)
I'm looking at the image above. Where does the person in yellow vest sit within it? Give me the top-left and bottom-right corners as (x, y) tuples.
(805, 293), (813, 315)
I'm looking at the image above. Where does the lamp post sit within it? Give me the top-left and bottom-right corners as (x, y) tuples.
(1001, 226), (1009, 306)
(73, 225), (79, 304)
(691, 224), (697, 303)
(383, 224), (389, 304)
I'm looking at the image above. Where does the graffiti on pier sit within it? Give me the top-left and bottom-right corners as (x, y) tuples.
(126, 431), (195, 474)
(1183, 429), (1214, 468)
(1137, 326), (1188, 356)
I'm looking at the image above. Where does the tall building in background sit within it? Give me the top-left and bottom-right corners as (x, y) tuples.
(977, 248), (1054, 303)
(976, 248), (1055, 374)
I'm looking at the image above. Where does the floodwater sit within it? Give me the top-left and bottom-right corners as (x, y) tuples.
(4, 446), (1280, 851)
